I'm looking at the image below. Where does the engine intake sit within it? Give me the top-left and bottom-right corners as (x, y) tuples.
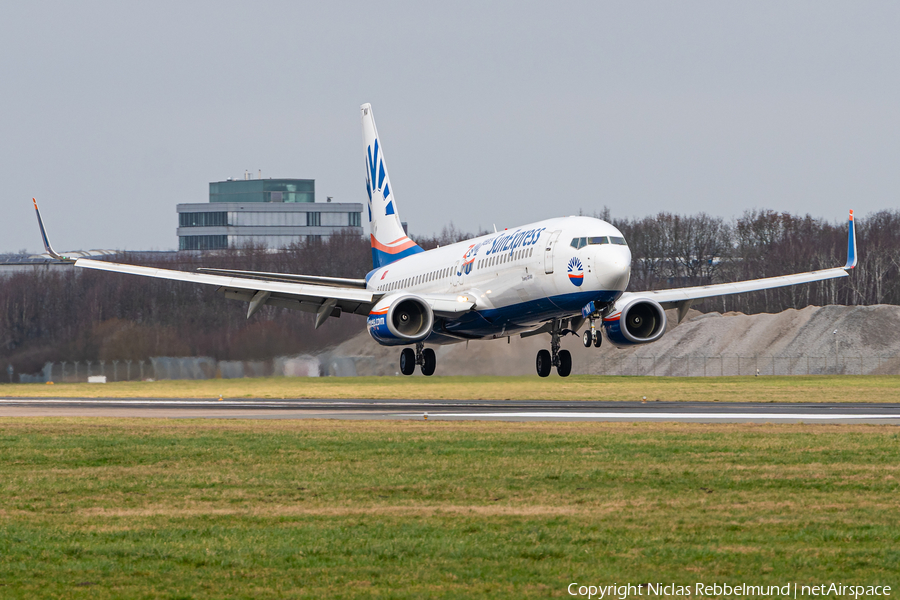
(603, 298), (667, 346)
(367, 294), (435, 345)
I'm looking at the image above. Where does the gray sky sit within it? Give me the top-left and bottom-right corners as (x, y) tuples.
(2, 1), (898, 253)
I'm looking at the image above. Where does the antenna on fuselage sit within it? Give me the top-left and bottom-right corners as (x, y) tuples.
(493, 224), (497, 233)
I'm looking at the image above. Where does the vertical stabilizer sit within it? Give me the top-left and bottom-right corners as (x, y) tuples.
(361, 103), (423, 268)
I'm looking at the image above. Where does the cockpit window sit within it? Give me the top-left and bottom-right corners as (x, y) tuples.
(573, 236), (626, 248)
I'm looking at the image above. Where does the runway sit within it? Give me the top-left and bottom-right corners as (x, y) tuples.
(2, 397), (900, 423)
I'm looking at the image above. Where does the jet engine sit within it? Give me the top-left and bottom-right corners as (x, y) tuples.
(602, 297), (667, 346)
(366, 294), (435, 345)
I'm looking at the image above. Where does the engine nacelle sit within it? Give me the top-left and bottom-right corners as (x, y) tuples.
(602, 297), (667, 347)
(367, 294), (435, 346)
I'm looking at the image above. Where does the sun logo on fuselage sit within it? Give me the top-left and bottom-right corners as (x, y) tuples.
(567, 257), (584, 287)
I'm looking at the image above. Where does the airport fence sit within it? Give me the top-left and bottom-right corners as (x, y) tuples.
(592, 354), (898, 377)
(10, 354), (367, 384)
(6, 353), (899, 383)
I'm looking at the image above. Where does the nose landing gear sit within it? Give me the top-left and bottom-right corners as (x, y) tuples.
(400, 342), (436, 376)
(582, 318), (602, 348)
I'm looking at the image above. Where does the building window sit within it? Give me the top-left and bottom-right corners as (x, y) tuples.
(179, 212), (227, 227)
(307, 212), (321, 227)
(209, 179), (315, 203)
(349, 212), (361, 227)
(179, 235), (228, 251)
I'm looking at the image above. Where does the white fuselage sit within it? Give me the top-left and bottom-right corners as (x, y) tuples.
(366, 216), (632, 342)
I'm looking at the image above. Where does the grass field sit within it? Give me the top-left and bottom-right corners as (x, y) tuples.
(2, 374), (900, 403)
(0, 418), (897, 598)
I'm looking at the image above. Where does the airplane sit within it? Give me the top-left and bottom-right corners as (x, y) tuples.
(32, 103), (858, 377)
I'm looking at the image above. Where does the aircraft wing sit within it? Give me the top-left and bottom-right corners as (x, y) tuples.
(33, 197), (379, 326)
(75, 258), (477, 323)
(615, 210), (858, 321)
(196, 267), (368, 288)
(630, 267), (849, 309)
(75, 258), (379, 325)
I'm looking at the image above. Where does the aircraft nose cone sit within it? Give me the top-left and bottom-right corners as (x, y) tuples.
(595, 250), (631, 291)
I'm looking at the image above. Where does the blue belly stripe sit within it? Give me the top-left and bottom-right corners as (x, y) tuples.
(431, 289), (622, 341)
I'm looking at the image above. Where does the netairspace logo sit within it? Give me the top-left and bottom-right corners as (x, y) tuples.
(567, 582), (892, 599)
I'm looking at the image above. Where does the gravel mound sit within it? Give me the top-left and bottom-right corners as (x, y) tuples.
(328, 305), (900, 376)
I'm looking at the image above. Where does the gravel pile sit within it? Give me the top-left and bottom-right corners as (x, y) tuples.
(329, 305), (900, 376)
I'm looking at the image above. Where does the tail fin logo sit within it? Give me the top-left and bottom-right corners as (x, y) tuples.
(567, 257), (584, 286)
(366, 138), (393, 217)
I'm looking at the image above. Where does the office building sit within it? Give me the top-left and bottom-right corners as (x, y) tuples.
(177, 177), (364, 250)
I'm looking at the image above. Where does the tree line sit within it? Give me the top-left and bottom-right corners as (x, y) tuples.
(2, 210), (898, 374)
(607, 209), (900, 313)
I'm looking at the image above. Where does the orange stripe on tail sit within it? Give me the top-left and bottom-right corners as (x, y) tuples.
(370, 234), (418, 254)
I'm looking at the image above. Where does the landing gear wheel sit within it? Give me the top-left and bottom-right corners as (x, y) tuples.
(400, 348), (416, 376)
(557, 349), (572, 377)
(536, 349), (552, 377)
(582, 330), (592, 348)
(593, 332), (602, 348)
(421, 348), (436, 376)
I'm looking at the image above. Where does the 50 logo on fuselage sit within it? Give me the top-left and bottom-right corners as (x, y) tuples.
(567, 257), (584, 287)
(460, 245), (476, 276)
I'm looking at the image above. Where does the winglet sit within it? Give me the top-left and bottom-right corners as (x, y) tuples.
(844, 209), (857, 270)
(32, 198), (69, 261)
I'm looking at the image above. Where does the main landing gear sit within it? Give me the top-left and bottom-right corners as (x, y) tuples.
(536, 319), (573, 378)
(400, 342), (436, 376)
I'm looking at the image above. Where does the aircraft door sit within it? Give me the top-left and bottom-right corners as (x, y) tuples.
(451, 261), (461, 286)
(543, 230), (561, 274)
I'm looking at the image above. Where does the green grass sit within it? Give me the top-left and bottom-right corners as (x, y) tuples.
(0, 419), (898, 598)
(3, 374), (900, 402)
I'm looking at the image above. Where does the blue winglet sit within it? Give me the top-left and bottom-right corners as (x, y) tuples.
(844, 210), (857, 270)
